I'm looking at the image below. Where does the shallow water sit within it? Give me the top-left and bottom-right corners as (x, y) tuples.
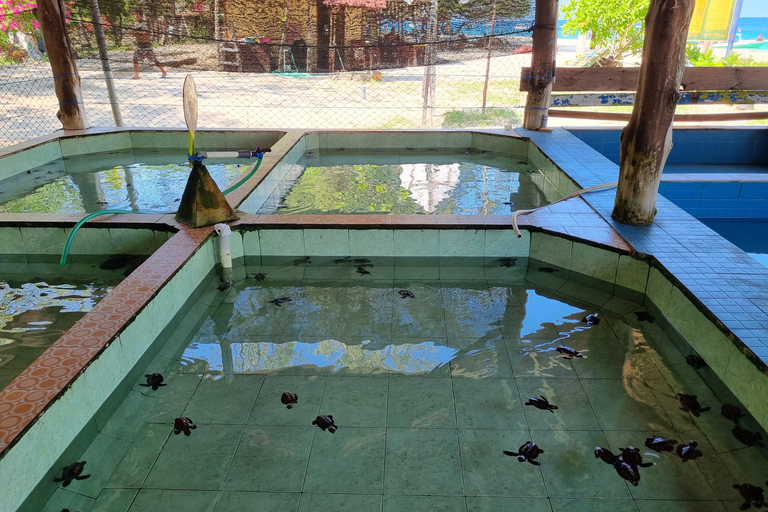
(0, 149), (248, 214)
(40, 262), (768, 512)
(0, 272), (120, 389)
(257, 149), (551, 215)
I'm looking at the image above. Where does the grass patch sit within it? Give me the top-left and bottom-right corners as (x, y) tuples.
(441, 107), (520, 128)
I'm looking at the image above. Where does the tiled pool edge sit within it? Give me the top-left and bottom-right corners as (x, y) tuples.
(520, 127), (768, 431)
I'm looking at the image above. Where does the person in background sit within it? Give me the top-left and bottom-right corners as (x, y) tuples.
(132, 10), (167, 79)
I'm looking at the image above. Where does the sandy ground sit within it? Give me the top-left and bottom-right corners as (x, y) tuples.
(0, 42), (766, 148)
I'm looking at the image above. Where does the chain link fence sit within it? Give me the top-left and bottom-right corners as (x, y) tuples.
(0, 0), (535, 148)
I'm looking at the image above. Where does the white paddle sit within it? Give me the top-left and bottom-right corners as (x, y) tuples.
(183, 74), (198, 163)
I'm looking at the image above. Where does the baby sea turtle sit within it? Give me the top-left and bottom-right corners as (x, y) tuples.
(269, 297), (292, 306)
(678, 393), (710, 417)
(634, 311), (655, 323)
(499, 258), (517, 268)
(294, 257), (311, 266)
(676, 440), (703, 461)
(733, 425), (764, 447)
(594, 446), (620, 465)
(53, 461), (91, 487)
(356, 266), (371, 275)
(140, 373), (167, 391)
(614, 460), (641, 486)
(556, 345), (583, 359)
(618, 446), (654, 468)
(252, 273), (267, 281)
(281, 391), (298, 409)
(503, 441), (544, 465)
(582, 313), (600, 326)
(334, 258), (352, 264)
(173, 416), (197, 436)
(398, 290), (416, 299)
(538, 267), (558, 273)
(354, 258), (371, 264)
(722, 404), (746, 424)
(313, 414), (338, 433)
(734, 482), (767, 510)
(645, 436), (677, 452)
(685, 354), (707, 369)
(525, 396), (558, 413)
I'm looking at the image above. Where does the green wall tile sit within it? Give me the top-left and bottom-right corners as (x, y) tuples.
(439, 230), (484, 257)
(0, 141), (62, 181)
(665, 287), (699, 342)
(616, 255), (650, 294)
(242, 231), (260, 256)
(303, 133), (319, 150)
(60, 133), (132, 157)
(148, 284), (175, 338)
(20, 227), (67, 255)
(83, 341), (126, 429)
(171, 265), (196, 312)
(90, 488), (139, 512)
(119, 310), (157, 370)
(645, 267), (674, 314)
(0, 423), (52, 512)
(38, 377), (95, 466)
(691, 318), (731, 379)
(40, 488), (95, 512)
(724, 345), (768, 423)
(110, 229), (158, 255)
(349, 229), (394, 257)
(529, 231), (572, 269)
(129, 131), (187, 149)
(304, 229), (349, 256)
(259, 229), (304, 256)
(394, 230), (438, 257)
(65, 227), (114, 259)
(485, 229), (530, 258)
(0, 227), (25, 254)
(570, 242), (619, 284)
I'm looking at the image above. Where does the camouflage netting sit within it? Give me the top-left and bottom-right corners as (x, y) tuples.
(0, 0), (535, 147)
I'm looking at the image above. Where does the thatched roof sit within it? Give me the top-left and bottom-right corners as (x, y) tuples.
(322, 0), (387, 8)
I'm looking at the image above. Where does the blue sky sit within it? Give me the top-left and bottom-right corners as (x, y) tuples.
(559, 0), (766, 17)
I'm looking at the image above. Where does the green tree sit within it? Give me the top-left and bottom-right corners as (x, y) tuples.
(561, 0), (650, 65)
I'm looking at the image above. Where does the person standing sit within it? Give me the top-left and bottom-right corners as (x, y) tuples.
(132, 10), (167, 79)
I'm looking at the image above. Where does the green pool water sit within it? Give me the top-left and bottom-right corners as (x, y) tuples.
(0, 270), (123, 390)
(0, 149), (249, 214)
(38, 261), (768, 512)
(256, 149), (552, 215)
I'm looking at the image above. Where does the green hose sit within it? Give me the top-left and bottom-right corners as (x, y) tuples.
(61, 157), (263, 265)
(60, 210), (131, 265)
(222, 156), (262, 195)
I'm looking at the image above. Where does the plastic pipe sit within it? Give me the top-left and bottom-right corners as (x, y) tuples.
(214, 223), (234, 285)
(222, 156), (262, 195)
(512, 181), (619, 238)
(198, 150), (262, 159)
(60, 210), (131, 265)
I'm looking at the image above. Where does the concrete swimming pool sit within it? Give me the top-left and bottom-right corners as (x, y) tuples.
(1, 128), (768, 512)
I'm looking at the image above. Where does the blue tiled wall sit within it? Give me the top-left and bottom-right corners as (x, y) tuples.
(658, 181), (768, 219)
(567, 128), (768, 166)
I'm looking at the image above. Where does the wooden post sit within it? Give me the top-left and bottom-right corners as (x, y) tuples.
(36, 0), (88, 130)
(612, 0), (694, 225)
(522, 0), (558, 130)
(87, 0), (122, 127)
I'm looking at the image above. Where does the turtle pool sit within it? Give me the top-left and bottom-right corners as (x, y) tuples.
(37, 260), (768, 512)
(0, 149), (249, 214)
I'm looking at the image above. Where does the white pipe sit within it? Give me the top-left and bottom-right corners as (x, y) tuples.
(512, 181), (619, 237)
(214, 223), (234, 284)
(198, 150), (258, 159)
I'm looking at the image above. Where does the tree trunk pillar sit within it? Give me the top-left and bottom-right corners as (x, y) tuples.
(612, 0), (694, 224)
(36, 0), (88, 130)
(523, 0), (558, 130)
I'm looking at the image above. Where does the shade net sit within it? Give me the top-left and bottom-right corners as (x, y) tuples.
(0, 0), (535, 146)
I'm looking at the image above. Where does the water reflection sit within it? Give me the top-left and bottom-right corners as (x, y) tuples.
(0, 150), (245, 214)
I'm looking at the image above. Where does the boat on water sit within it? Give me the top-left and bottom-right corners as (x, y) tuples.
(715, 39), (768, 49)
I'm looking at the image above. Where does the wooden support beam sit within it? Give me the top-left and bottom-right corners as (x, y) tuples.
(520, 66), (768, 92)
(551, 91), (768, 107)
(612, 0), (694, 225)
(548, 109), (768, 122)
(522, 0), (558, 130)
(36, 0), (88, 130)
